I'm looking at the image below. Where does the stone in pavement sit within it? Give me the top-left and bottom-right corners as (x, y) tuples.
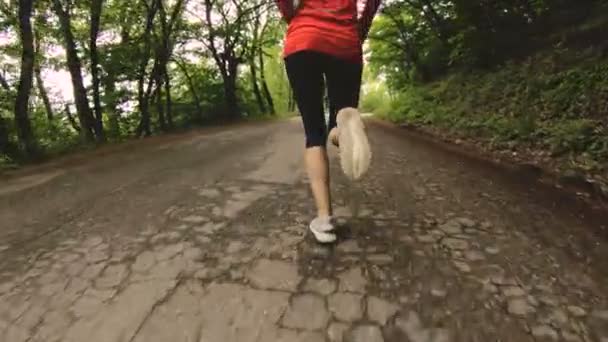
(193, 223), (214, 235)
(83, 236), (104, 249)
(34, 309), (72, 341)
(132, 251), (156, 273)
(154, 243), (185, 261)
(328, 293), (363, 322)
(561, 331), (583, 342)
(63, 279), (178, 342)
(3, 324), (30, 342)
(16, 298), (47, 331)
(195, 283), (291, 342)
(261, 328), (325, 342)
(439, 220), (462, 235)
(591, 310), (608, 320)
(507, 298), (535, 316)
(548, 308), (568, 326)
(338, 267), (367, 293)
(86, 249), (109, 264)
(490, 274), (517, 286)
(350, 325), (384, 342)
(452, 260), (471, 273)
(502, 286), (526, 297)
(198, 188), (221, 197)
(531, 325), (559, 340)
(194, 267), (220, 280)
(457, 217), (476, 227)
(247, 259), (301, 291)
(132, 281), (203, 342)
(71, 295), (104, 318)
(441, 238), (469, 250)
(40, 278), (69, 296)
(367, 296), (400, 325)
(328, 322), (349, 342)
(334, 206), (352, 217)
(95, 264), (128, 289)
(282, 294), (329, 330)
(464, 250), (485, 261)
(485, 246), (500, 255)
(303, 278), (337, 296)
(226, 241), (246, 254)
(181, 215), (208, 223)
(150, 232), (181, 244)
(396, 311), (427, 342)
(222, 190), (270, 218)
(567, 305), (587, 317)
(417, 234), (440, 243)
(431, 329), (451, 342)
(0, 281), (14, 295)
(395, 311), (449, 342)
(368, 254), (394, 265)
(338, 240), (363, 253)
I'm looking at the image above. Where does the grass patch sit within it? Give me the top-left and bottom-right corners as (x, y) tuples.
(366, 50), (608, 173)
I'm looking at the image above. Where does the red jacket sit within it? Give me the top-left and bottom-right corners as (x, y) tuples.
(276, 0), (381, 63)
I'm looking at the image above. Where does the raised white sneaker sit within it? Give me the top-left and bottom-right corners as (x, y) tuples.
(309, 216), (336, 243)
(336, 107), (372, 180)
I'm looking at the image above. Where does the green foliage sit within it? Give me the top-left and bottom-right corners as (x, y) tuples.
(30, 109), (80, 154)
(263, 44), (291, 114)
(1, 0), (286, 166)
(366, 0), (607, 173)
(365, 51), (608, 170)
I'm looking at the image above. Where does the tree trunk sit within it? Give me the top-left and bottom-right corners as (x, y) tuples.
(156, 0), (182, 130)
(248, 13), (265, 114)
(258, 47), (275, 114)
(89, 0), (105, 142)
(225, 58), (240, 116)
(224, 73), (239, 116)
(249, 56), (266, 114)
(136, 0), (158, 137)
(203, 0), (242, 118)
(0, 116), (16, 158)
(34, 20), (54, 121)
(163, 67), (173, 129)
(52, 0), (96, 143)
(174, 58), (203, 122)
(420, 0), (448, 42)
(65, 104), (80, 132)
(154, 85), (167, 132)
(152, 0), (168, 133)
(35, 71), (54, 121)
(14, 0), (37, 156)
(103, 72), (120, 138)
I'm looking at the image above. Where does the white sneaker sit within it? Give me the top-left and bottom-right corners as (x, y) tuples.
(336, 107), (372, 180)
(309, 216), (336, 243)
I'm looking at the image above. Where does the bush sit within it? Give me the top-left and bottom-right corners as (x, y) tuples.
(367, 50), (608, 171)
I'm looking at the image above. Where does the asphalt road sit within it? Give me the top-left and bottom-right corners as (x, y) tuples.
(0, 118), (607, 342)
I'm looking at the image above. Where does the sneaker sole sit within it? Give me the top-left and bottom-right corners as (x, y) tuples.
(337, 108), (372, 180)
(309, 227), (337, 243)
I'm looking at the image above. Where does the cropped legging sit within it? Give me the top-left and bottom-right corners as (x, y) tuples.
(285, 50), (363, 147)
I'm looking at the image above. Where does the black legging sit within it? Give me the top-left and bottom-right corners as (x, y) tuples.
(285, 51), (363, 148)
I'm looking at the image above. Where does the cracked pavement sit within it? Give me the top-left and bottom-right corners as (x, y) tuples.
(0, 119), (607, 342)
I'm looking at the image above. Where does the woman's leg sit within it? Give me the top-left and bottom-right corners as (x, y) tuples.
(325, 56), (371, 180)
(285, 51), (334, 232)
(325, 57), (363, 145)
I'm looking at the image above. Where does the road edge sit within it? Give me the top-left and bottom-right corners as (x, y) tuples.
(369, 117), (608, 213)
(0, 118), (282, 182)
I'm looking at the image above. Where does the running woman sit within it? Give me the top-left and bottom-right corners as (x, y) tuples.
(276, 0), (382, 243)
